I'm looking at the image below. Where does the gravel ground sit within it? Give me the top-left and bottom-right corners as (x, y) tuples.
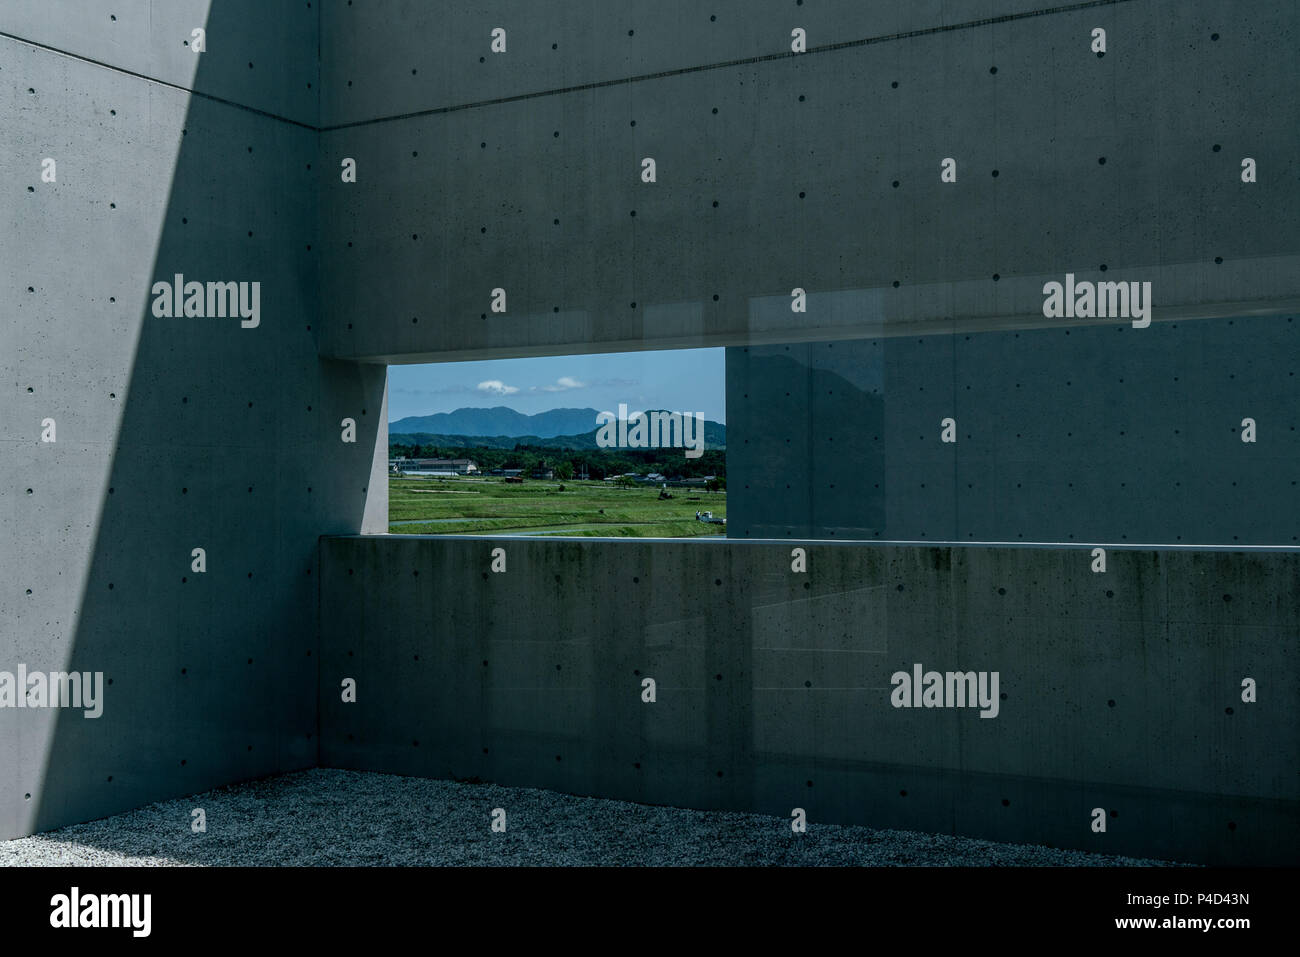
(0, 769), (1188, 866)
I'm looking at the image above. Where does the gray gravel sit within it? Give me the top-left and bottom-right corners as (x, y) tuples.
(0, 769), (1188, 866)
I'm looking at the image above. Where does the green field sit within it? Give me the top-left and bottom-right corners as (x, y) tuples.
(388, 475), (726, 537)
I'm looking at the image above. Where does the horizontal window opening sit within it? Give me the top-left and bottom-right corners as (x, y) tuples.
(387, 348), (726, 538)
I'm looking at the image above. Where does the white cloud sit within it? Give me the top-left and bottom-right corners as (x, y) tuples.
(533, 376), (587, 393)
(477, 379), (519, 396)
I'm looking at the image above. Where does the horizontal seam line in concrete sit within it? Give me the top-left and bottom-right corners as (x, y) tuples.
(332, 535), (1300, 552)
(0, 31), (317, 131)
(1, 0), (1133, 132)
(320, 0), (1137, 131)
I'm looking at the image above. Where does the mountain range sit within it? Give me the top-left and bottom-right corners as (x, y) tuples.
(393, 407), (612, 438)
(389, 406), (726, 450)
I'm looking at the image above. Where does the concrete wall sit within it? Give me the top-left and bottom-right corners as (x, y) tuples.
(4, 0), (1297, 864)
(318, 535), (1298, 865)
(0, 2), (386, 839)
(318, 0), (1299, 364)
(727, 312), (1300, 543)
(307, 1), (1298, 865)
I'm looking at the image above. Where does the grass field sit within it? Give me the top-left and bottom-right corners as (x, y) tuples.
(388, 475), (726, 537)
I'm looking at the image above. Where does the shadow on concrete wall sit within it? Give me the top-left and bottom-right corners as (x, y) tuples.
(27, 1), (384, 843)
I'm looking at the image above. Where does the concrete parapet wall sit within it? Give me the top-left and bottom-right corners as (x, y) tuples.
(319, 535), (1299, 864)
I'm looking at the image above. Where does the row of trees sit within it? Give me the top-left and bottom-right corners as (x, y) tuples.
(390, 442), (726, 483)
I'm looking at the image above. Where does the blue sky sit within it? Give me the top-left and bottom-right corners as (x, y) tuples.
(388, 348), (726, 423)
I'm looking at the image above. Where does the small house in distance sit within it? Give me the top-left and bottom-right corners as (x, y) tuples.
(391, 458), (479, 475)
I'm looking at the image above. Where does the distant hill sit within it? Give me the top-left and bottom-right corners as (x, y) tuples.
(390, 409), (726, 451)
(389, 407), (606, 439)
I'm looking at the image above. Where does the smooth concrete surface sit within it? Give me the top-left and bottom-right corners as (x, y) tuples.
(319, 0), (1300, 363)
(0, 3), (386, 840)
(0, 0), (319, 127)
(318, 535), (1299, 865)
(727, 312), (1300, 544)
(3, 0), (1297, 864)
(320, 0), (1085, 130)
